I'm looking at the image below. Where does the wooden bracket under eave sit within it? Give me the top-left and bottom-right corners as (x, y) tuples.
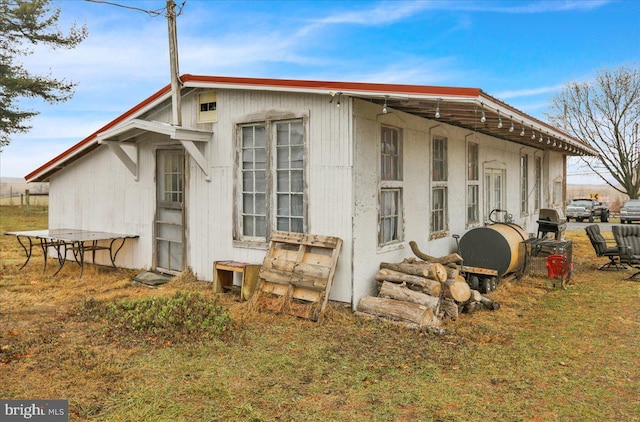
(101, 141), (139, 181)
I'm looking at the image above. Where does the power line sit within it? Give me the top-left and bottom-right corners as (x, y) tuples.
(84, 0), (168, 17)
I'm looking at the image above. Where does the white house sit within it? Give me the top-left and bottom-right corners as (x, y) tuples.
(25, 75), (597, 307)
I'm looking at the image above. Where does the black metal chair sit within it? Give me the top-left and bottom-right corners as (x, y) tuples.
(585, 224), (625, 270)
(612, 225), (640, 280)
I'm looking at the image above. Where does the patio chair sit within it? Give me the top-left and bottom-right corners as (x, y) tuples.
(612, 225), (640, 281)
(585, 224), (625, 270)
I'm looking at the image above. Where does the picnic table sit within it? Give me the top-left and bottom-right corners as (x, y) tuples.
(4, 229), (138, 277)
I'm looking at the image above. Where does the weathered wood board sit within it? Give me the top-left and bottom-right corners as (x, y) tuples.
(250, 231), (343, 321)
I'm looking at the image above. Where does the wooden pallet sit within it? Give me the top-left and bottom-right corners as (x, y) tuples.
(250, 231), (343, 321)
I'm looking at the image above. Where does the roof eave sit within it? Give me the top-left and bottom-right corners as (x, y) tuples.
(26, 74), (597, 181)
(25, 88), (173, 182)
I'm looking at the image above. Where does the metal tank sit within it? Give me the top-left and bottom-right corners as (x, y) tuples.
(458, 223), (528, 277)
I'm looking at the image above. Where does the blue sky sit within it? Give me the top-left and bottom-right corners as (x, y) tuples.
(1, 0), (638, 183)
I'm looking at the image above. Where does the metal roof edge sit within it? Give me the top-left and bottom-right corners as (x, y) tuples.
(478, 91), (597, 155)
(180, 74), (482, 98)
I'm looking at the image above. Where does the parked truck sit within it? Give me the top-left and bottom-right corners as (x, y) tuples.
(566, 198), (609, 222)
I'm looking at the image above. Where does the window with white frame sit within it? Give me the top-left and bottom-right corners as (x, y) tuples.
(432, 186), (447, 232)
(467, 142), (479, 225)
(237, 118), (305, 242)
(379, 126), (403, 246)
(520, 154), (529, 214)
(534, 156), (542, 210)
(431, 136), (448, 233)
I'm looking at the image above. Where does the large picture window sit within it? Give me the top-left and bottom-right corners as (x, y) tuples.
(379, 126), (403, 246)
(237, 118), (305, 242)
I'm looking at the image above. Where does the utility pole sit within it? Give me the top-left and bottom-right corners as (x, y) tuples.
(166, 0), (181, 126)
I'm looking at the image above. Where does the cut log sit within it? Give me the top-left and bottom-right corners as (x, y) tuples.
(423, 263), (448, 282)
(442, 280), (472, 303)
(354, 311), (421, 330)
(378, 281), (440, 310)
(380, 262), (447, 282)
(470, 289), (483, 303)
(431, 253), (464, 266)
(357, 296), (439, 329)
(439, 298), (458, 320)
(447, 268), (460, 280)
(408, 241), (436, 261)
(375, 269), (441, 296)
(462, 302), (478, 314)
(467, 289), (500, 311)
(478, 294), (500, 311)
(409, 241), (463, 265)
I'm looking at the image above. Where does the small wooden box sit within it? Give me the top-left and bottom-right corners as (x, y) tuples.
(213, 261), (261, 301)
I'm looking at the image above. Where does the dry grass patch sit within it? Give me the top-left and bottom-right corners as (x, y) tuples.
(1, 206), (640, 421)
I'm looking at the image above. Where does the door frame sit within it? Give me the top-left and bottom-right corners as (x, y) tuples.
(154, 147), (187, 274)
(483, 163), (506, 223)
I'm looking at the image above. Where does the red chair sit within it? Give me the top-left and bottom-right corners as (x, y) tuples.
(545, 254), (572, 289)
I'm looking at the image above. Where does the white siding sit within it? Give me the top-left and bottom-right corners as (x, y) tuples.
(49, 87), (353, 302)
(350, 99), (565, 307)
(48, 145), (154, 269)
(204, 89), (354, 303)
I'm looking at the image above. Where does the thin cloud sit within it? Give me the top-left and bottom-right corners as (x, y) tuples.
(495, 84), (565, 100)
(312, 1), (433, 26)
(310, 0), (612, 29)
(495, 0), (612, 13)
(428, 0), (612, 14)
(355, 58), (470, 86)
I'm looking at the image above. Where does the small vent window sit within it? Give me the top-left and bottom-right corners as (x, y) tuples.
(200, 102), (217, 112)
(198, 91), (217, 123)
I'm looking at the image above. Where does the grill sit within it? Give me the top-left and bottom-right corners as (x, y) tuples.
(536, 208), (567, 240)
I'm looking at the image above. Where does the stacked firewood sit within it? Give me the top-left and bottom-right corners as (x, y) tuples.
(355, 242), (499, 332)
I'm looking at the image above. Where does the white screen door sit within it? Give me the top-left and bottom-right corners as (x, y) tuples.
(156, 149), (185, 273)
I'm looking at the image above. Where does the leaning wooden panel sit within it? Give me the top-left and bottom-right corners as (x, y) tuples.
(251, 231), (343, 321)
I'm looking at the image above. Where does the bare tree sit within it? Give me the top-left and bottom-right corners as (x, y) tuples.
(547, 64), (640, 199)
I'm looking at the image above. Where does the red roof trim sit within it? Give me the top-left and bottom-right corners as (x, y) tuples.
(181, 74), (482, 98)
(25, 83), (172, 181)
